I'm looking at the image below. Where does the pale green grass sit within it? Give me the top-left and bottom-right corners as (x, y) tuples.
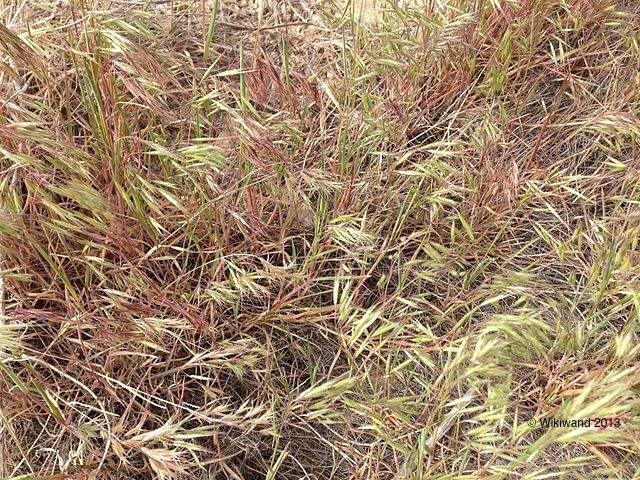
(1, 0), (640, 479)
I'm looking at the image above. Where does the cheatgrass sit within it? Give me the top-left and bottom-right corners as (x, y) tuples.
(1, 0), (640, 478)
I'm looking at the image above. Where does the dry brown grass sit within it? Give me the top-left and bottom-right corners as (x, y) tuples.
(1, 0), (640, 479)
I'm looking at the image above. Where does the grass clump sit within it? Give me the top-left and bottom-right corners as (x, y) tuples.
(1, 0), (640, 478)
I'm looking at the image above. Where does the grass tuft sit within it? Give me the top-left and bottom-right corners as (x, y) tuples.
(1, 0), (640, 478)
